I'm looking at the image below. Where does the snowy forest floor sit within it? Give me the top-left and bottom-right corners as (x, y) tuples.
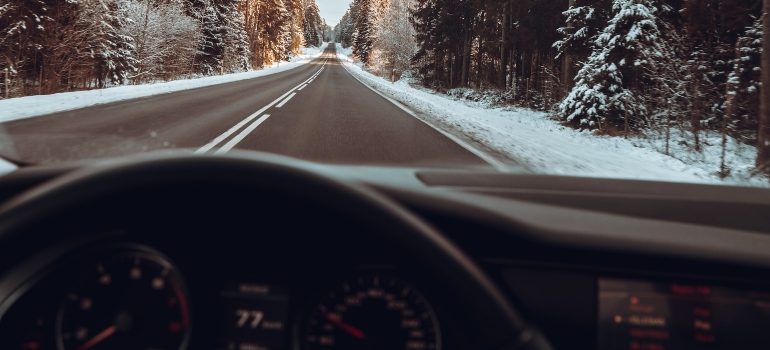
(0, 44), (329, 123)
(337, 47), (768, 187)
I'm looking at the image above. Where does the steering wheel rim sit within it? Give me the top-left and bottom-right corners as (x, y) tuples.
(0, 151), (551, 350)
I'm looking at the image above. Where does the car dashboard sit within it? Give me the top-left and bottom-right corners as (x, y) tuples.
(0, 153), (769, 350)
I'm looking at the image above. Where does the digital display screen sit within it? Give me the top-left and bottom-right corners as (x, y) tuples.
(221, 282), (290, 350)
(599, 278), (770, 350)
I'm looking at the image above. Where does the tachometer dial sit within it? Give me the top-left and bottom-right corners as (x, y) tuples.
(56, 250), (191, 350)
(305, 274), (440, 350)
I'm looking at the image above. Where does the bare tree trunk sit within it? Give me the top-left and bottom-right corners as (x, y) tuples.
(691, 79), (702, 152)
(460, 28), (471, 88)
(434, 54), (440, 86)
(721, 104), (732, 178)
(4, 68), (8, 99)
(624, 97), (629, 138)
(525, 78), (530, 106)
(476, 42), (482, 89)
(38, 63), (43, 96)
(530, 51), (537, 89)
(527, 51), (537, 106)
(449, 53), (455, 88)
(499, 1), (508, 89)
(509, 45), (515, 90)
(563, 0), (575, 90)
(666, 103), (671, 156)
(723, 42), (743, 177)
(757, 5), (770, 174)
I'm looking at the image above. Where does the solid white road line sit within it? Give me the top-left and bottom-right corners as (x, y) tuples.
(275, 93), (297, 108)
(337, 57), (510, 172)
(196, 66), (324, 153)
(297, 84), (307, 91)
(214, 115), (271, 154)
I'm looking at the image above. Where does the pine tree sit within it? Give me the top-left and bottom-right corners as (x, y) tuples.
(0, 0), (51, 97)
(559, 0), (670, 131)
(286, 0), (304, 55)
(303, 0), (322, 47)
(124, 0), (200, 83)
(220, 0), (251, 72)
(335, 9), (357, 48)
(88, 0), (137, 87)
(757, 0), (770, 173)
(554, 0), (611, 87)
(255, 0), (291, 66)
(190, 0), (225, 75)
(353, 0), (374, 64)
(725, 17), (763, 144)
(375, 0), (416, 75)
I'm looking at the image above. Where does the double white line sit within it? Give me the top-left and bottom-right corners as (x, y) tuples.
(196, 65), (326, 154)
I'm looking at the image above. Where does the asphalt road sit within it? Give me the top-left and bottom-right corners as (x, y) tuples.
(0, 45), (489, 168)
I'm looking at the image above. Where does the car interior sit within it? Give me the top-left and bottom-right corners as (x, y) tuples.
(0, 151), (768, 350)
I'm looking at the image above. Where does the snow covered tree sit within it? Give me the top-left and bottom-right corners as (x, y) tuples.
(220, 0), (251, 72)
(322, 22), (331, 42)
(352, 0), (375, 64)
(289, 0), (305, 55)
(187, 0), (251, 75)
(255, 0), (291, 66)
(189, 0), (224, 74)
(350, 0), (388, 66)
(124, 0), (199, 83)
(559, 0), (671, 131)
(37, 0), (111, 94)
(373, 0), (416, 77)
(554, 0), (611, 88)
(758, 0), (770, 173)
(85, 0), (137, 87)
(0, 0), (51, 97)
(725, 17), (762, 144)
(303, 0), (322, 47)
(335, 9), (357, 48)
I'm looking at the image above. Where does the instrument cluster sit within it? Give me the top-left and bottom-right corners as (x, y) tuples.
(0, 243), (442, 350)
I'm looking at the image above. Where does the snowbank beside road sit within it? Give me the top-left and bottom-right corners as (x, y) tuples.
(0, 43), (329, 123)
(338, 48), (762, 186)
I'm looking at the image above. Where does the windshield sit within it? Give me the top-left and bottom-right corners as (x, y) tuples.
(0, 0), (768, 186)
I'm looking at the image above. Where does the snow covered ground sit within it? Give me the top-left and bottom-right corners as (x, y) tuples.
(0, 43), (329, 123)
(337, 46), (767, 186)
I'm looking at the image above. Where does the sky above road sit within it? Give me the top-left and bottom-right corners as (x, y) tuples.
(316, 0), (353, 27)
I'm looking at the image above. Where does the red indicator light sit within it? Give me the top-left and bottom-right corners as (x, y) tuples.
(169, 321), (183, 333)
(630, 342), (666, 350)
(670, 285), (712, 296)
(671, 284), (695, 295)
(694, 307), (711, 318)
(695, 333), (715, 343)
(23, 342), (41, 350)
(629, 328), (670, 340)
(695, 286), (711, 296)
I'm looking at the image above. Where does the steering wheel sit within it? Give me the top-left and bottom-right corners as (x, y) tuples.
(0, 151), (552, 350)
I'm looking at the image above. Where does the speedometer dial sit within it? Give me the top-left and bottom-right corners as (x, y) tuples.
(304, 274), (440, 350)
(56, 250), (191, 350)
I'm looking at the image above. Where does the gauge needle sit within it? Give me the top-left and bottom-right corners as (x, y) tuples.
(76, 325), (116, 350)
(319, 312), (366, 339)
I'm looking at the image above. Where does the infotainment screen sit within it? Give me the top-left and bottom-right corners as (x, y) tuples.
(598, 278), (770, 350)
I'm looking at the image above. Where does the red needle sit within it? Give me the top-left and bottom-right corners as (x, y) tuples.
(319, 312), (366, 339)
(76, 325), (116, 350)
